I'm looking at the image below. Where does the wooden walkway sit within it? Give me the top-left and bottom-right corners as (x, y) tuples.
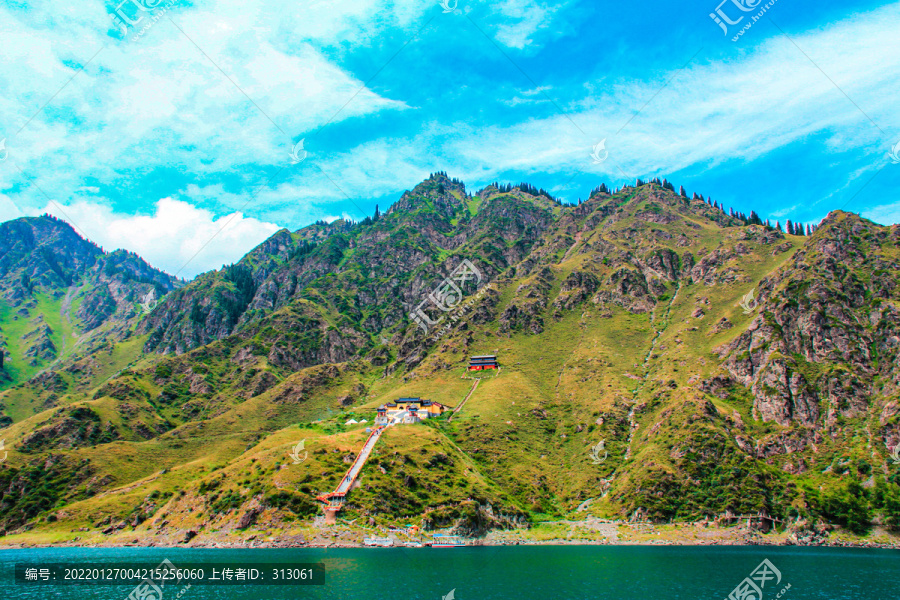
(316, 424), (390, 510)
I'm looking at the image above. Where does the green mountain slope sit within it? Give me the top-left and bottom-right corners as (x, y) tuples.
(0, 176), (898, 544)
(0, 215), (180, 411)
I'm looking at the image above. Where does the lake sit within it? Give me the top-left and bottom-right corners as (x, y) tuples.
(1, 545), (897, 599)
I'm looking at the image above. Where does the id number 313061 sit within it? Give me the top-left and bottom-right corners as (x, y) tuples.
(271, 568), (315, 580)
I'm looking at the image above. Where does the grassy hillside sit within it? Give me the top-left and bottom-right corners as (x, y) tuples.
(1, 177), (898, 546)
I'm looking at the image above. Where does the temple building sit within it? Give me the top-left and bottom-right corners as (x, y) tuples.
(375, 397), (448, 424)
(468, 354), (499, 371)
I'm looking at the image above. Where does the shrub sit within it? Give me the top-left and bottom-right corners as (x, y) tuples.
(872, 480), (900, 531)
(818, 480), (871, 534)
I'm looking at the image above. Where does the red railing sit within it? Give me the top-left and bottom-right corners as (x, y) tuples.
(316, 425), (386, 507)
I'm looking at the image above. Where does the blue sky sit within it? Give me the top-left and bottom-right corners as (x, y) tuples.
(1, 0), (898, 278)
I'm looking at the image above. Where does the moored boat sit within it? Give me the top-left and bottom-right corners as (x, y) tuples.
(363, 536), (394, 547)
(430, 534), (466, 547)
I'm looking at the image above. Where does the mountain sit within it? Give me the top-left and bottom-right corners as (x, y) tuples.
(0, 215), (180, 414)
(0, 176), (898, 545)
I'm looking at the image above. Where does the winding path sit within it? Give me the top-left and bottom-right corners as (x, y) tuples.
(449, 379), (480, 422)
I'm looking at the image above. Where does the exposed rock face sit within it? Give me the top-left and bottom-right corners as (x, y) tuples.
(23, 324), (57, 364)
(594, 268), (654, 314)
(238, 507), (261, 529)
(755, 429), (823, 458)
(19, 406), (119, 451)
(500, 270), (552, 334)
(643, 248), (682, 281)
(717, 213), (900, 439)
(749, 357), (820, 425)
(245, 371), (279, 398)
(554, 271), (599, 310)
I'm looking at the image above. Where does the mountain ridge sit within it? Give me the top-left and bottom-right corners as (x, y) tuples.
(0, 175), (897, 546)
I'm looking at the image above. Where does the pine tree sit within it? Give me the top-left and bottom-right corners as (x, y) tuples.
(679, 186), (688, 198)
(786, 220), (793, 235)
(806, 224), (812, 235)
(374, 204), (380, 221)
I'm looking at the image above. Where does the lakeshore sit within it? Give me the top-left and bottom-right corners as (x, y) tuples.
(1, 518), (898, 550)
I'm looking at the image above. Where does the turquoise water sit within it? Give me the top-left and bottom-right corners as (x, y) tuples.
(1, 545), (897, 599)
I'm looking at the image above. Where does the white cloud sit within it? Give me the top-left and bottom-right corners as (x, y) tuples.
(0, 0), (417, 215)
(3, 0), (899, 265)
(304, 2), (900, 201)
(462, 4), (900, 179)
(41, 197), (281, 278)
(862, 201), (900, 226)
(492, 0), (563, 50)
(0, 194), (26, 223)
(0, 0), (576, 238)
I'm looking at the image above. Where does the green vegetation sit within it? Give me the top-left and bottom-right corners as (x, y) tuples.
(0, 178), (896, 546)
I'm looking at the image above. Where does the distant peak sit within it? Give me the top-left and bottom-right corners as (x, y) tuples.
(416, 171), (466, 191)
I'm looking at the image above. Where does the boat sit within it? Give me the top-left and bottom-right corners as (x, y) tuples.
(363, 536), (394, 547)
(403, 541), (423, 547)
(430, 534), (466, 547)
